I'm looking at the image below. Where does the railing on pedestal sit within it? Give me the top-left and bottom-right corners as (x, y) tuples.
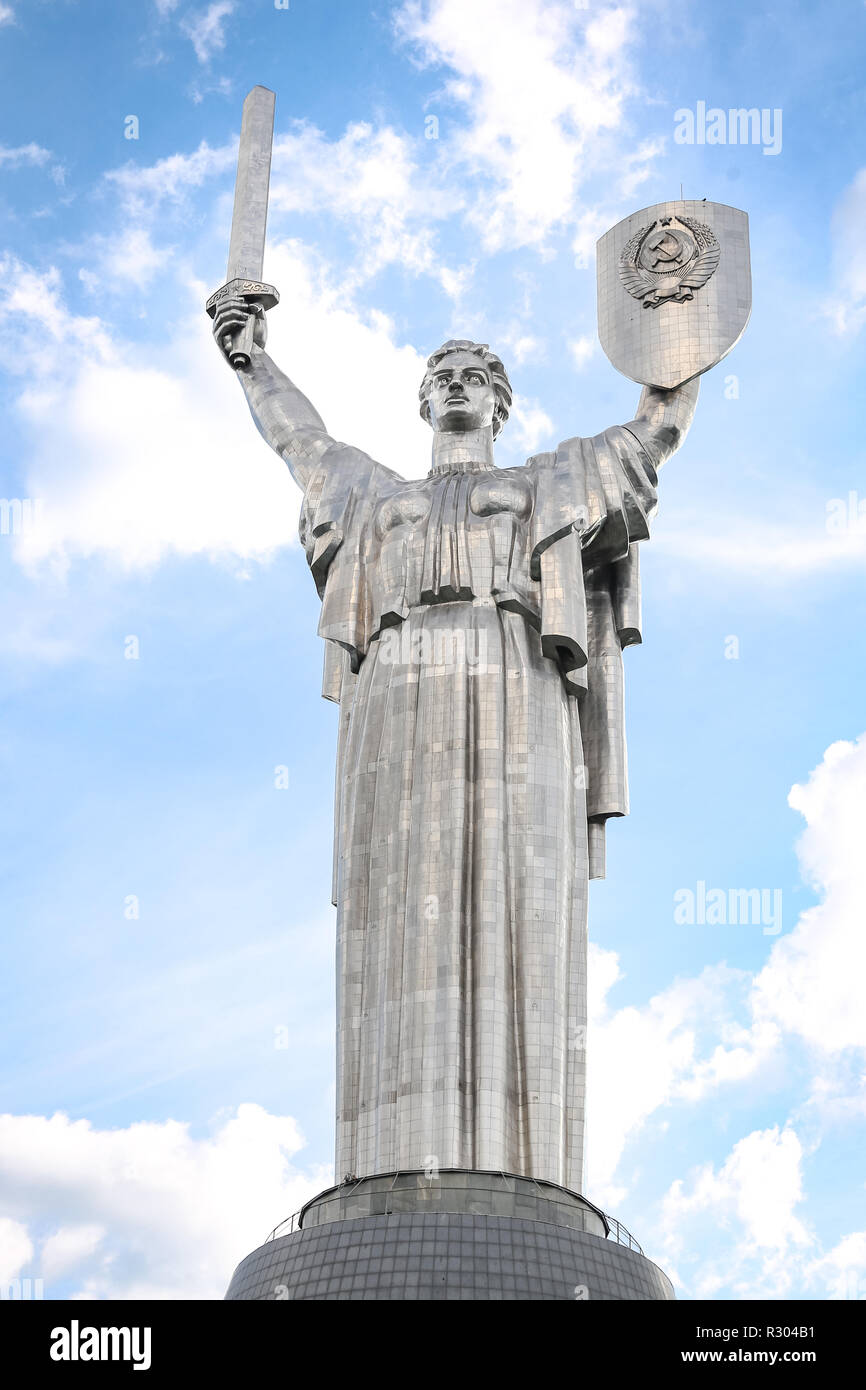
(263, 1172), (644, 1256)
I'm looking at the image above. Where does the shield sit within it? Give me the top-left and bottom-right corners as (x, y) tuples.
(596, 200), (750, 389)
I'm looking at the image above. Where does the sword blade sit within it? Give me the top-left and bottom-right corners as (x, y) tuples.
(226, 85), (275, 283)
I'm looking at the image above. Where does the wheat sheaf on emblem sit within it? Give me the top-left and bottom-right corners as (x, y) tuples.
(619, 214), (721, 308)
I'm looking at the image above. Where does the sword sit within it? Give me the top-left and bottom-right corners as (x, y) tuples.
(206, 85), (280, 370)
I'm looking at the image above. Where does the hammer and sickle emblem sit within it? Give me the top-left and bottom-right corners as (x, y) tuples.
(618, 214), (720, 308)
(645, 229), (685, 268)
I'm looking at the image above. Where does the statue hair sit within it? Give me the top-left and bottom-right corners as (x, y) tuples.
(419, 339), (512, 438)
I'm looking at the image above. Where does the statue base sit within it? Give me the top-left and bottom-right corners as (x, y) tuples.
(224, 1170), (675, 1301)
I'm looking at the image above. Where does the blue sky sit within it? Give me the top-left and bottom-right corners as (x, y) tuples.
(1, 0), (865, 1300)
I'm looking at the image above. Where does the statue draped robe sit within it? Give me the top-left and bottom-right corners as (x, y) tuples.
(299, 418), (663, 1191)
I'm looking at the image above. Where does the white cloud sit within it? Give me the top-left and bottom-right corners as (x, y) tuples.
(659, 1126), (813, 1298)
(269, 121), (462, 289)
(588, 732), (866, 1211)
(803, 1065), (866, 1129)
(806, 1230), (866, 1301)
(0, 256), (113, 378)
(586, 729), (866, 1293)
(0, 5), (14, 27)
(189, 73), (233, 106)
(0, 141), (65, 188)
(585, 949), (775, 1207)
(0, 142), (52, 169)
(671, 1127), (811, 1250)
(106, 140), (235, 218)
(2, 245), (429, 570)
(41, 1226), (105, 1282)
(395, 0), (646, 251)
(87, 227), (166, 291)
(619, 136), (665, 198)
(500, 328), (544, 366)
(510, 397), (554, 453)
(572, 205), (613, 268)
(823, 167), (866, 335)
(655, 511), (866, 576)
(0, 1105), (327, 1298)
(100, 5), (654, 309)
(104, 118), (461, 296)
(181, 1), (235, 65)
(676, 1019), (781, 1102)
(569, 334), (595, 369)
(752, 735), (866, 1052)
(0, 1217), (32, 1284)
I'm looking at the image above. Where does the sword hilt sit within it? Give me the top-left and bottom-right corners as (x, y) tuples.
(206, 277), (280, 371)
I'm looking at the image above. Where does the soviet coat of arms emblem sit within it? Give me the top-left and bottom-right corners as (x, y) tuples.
(619, 214), (720, 307)
(597, 199), (751, 389)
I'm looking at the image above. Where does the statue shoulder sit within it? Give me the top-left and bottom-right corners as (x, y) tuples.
(308, 439), (406, 493)
(523, 428), (644, 484)
(523, 448), (560, 473)
(524, 437), (596, 472)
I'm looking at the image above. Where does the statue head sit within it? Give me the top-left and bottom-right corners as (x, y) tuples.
(419, 339), (512, 438)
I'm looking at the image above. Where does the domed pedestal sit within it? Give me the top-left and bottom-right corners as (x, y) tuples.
(225, 1170), (675, 1301)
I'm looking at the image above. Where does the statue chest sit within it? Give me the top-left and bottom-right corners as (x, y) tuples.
(372, 469), (536, 611)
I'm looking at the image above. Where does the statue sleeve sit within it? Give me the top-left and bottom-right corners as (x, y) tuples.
(530, 428), (657, 879)
(620, 379), (700, 472)
(298, 442), (402, 700)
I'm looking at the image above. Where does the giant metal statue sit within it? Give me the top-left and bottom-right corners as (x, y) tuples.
(208, 88), (750, 1194)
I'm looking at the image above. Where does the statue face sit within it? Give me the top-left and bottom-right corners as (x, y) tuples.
(426, 351), (497, 434)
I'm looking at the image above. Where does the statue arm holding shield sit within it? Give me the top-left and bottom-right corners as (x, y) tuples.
(622, 377), (700, 471)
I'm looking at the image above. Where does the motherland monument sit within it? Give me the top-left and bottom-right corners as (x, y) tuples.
(213, 88), (751, 1301)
